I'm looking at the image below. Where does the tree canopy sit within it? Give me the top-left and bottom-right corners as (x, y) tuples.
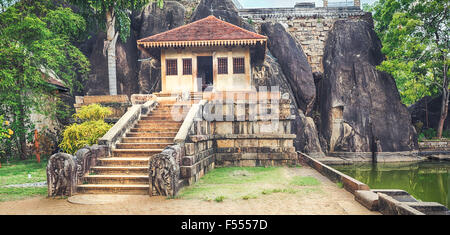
(0, 0), (90, 159)
(367, 0), (449, 106)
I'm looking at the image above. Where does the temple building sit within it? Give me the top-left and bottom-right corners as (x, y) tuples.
(137, 15), (267, 93)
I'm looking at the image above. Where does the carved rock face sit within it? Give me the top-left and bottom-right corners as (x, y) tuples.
(319, 20), (418, 153)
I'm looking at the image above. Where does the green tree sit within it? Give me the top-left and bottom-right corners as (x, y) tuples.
(70, 0), (164, 95)
(369, 0), (449, 138)
(0, 1), (90, 160)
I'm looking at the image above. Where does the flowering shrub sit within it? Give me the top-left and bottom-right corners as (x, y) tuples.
(0, 115), (13, 141)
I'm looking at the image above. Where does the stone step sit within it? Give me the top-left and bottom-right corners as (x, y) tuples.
(135, 123), (182, 129)
(91, 166), (148, 175)
(145, 114), (187, 119)
(112, 149), (163, 158)
(116, 143), (172, 149)
(121, 137), (174, 143)
(77, 184), (149, 195)
(140, 116), (185, 121)
(130, 128), (180, 132)
(98, 157), (149, 167)
(137, 120), (182, 124)
(126, 132), (178, 138)
(83, 175), (149, 185)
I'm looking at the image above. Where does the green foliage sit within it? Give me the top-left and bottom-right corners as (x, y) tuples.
(59, 120), (112, 154)
(0, 1), (89, 159)
(290, 176), (320, 186)
(214, 195), (225, 202)
(0, 157), (48, 202)
(70, 0), (164, 43)
(422, 128), (437, 140)
(60, 103), (112, 154)
(43, 7), (87, 42)
(0, 115), (13, 141)
(73, 104), (113, 122)
(370, 0), (449, 106)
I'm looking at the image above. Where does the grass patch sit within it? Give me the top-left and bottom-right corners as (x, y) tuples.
(197, 167), (284, 185)
(290, 176), (320, 186)
(178, 167), (285, 200)
(0, 187), (47, 202)
(0, 158), (48, 202)
(178, 167), (325, 201)
(336, 182), (344, 188)
(0, 158), (47, 187)
(261, 188), (299, 195)
(214, 196), (225, 202)
(242, 194), (258, 200)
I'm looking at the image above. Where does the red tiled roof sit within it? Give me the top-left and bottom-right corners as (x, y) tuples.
(137, 15), (267, 46)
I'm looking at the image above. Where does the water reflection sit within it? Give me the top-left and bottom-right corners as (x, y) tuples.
(333, 161), (450, 208)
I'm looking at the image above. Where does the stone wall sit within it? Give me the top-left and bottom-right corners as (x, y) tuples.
(181, 122), (215, 185)
(212, 97), (298, 167)
(239, 7), (367, 73)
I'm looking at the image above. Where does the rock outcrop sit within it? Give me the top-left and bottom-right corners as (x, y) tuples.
(408, 95), (450, 131)
(85, 30), (140, 96)
(82, 1), (185, 96)
(191, 0), (254, 31)
(319, 20), (418, 153)
(261, 22), (317, 115)
(252, 52), (323, 155)
(134, 2), (186, 94)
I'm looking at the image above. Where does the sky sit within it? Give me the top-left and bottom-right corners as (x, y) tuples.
(238, 0), (378, 8)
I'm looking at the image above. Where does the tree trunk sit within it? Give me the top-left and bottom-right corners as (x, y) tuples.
(17, 97), (27, 160)
(105, 8), (119, 95)
(437, 62), (449, 138)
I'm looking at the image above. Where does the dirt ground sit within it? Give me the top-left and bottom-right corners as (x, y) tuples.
(0, 166), (379, 215)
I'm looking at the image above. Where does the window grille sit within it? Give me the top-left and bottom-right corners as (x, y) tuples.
(233, 57), (245, 74)
(218, 57), (228, 74)
(166, 59), (178, 76)
(183, 58), (192, 75)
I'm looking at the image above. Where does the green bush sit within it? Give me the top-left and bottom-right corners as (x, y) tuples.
(59, 120), (112, 154)
(60, 104), (113, 154)
(73, 104), (112, 122)
(422, 128), (437, 140)
(442, 130), (450, 139)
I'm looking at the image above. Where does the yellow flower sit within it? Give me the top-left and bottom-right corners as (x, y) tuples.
(8, 129), (13, 135)
(4, 121), (9, 126)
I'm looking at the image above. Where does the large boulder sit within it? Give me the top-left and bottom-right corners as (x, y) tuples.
(319, 20), (418, 153)
(252, 52), (323, 155)
(134, 1), (186, 94)
(408, 95), (450, 131)
(82, 2), (185, 96)
(191, 0), (254, 31)
(85, 30), (139, 96)
(260, 22), (317, 115)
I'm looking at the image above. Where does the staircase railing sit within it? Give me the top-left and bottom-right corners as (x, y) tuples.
(174, 99), (208, 144)
(99, 100), (158, 157)
(149, 99), (215, 197)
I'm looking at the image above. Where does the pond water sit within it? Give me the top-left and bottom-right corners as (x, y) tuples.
(333, 161), (450, 208)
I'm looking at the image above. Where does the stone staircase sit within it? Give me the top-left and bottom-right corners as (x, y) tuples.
(77, 101), (191, 195)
